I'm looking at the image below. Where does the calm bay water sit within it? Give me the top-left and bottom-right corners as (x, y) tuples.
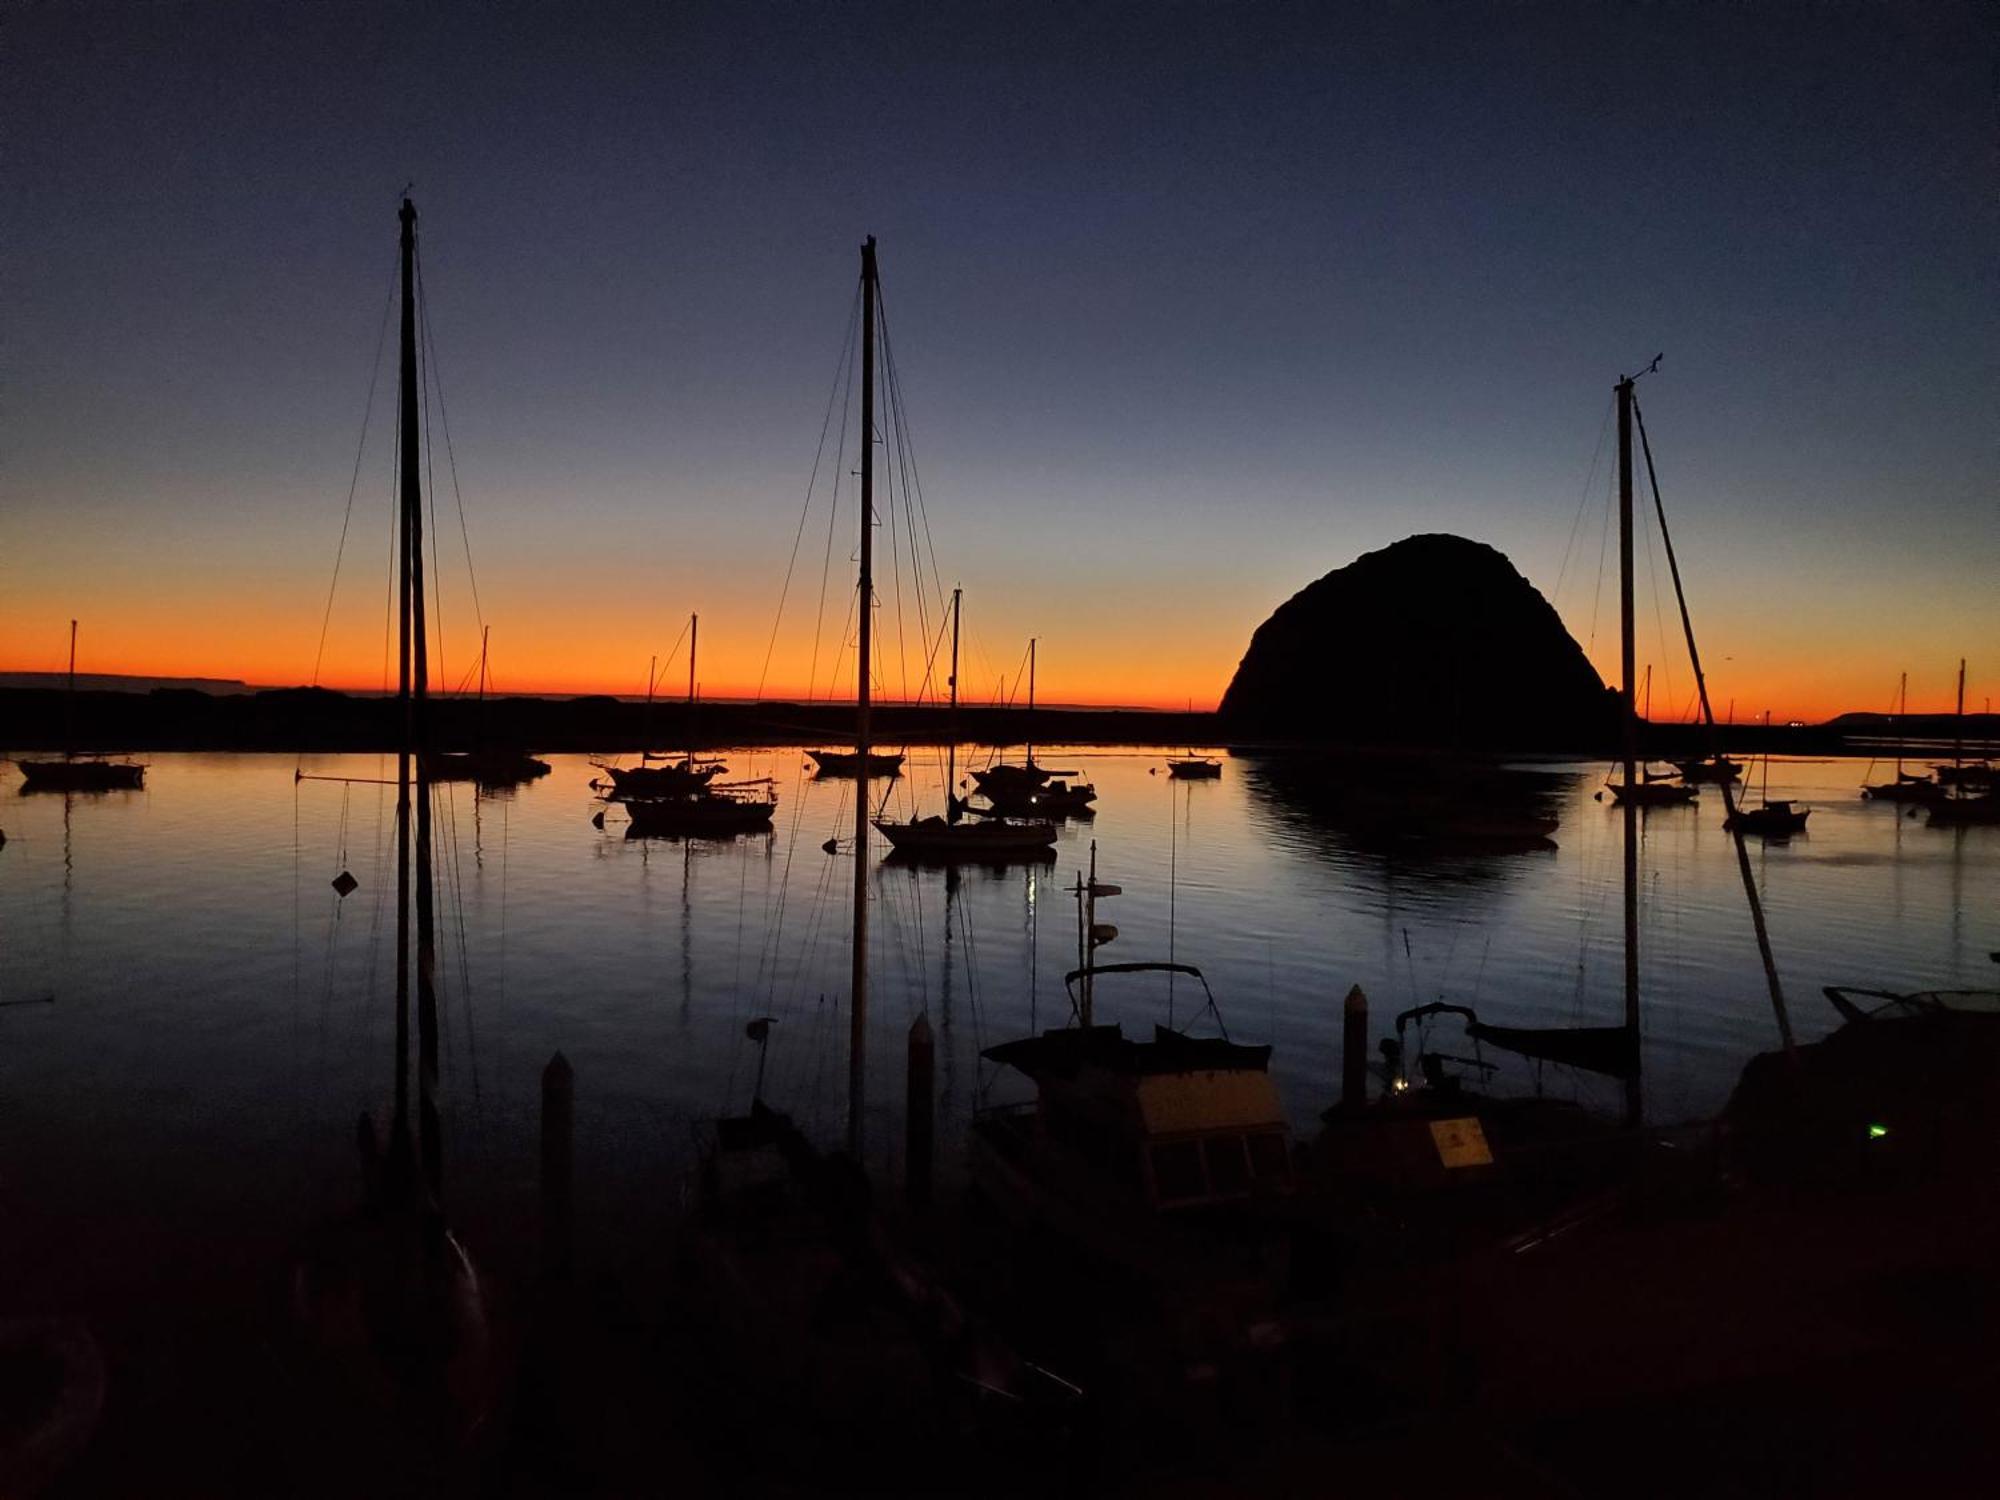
(2, 746), (1995, 1312)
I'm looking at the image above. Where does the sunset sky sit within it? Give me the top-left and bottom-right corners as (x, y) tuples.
(6, 2), (1994, 720)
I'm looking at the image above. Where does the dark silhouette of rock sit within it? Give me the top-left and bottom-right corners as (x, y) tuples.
(1219, 534), (1616, 748)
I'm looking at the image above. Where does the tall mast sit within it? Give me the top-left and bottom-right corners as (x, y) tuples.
(1615, 373), (1641, 1130)
(1952, 656), (1968, 776)
(1027, 637), (1037, 770)
(392, 200), (417, 1181)
(477, 625), (489, 747)
(848, 236), (877, 1158)
(688, 613), (699, 763)
(64, 619), (77, 757)
(401, 198), (443, 1224)
(947, 586), (961, 821)
(644, 654), (656, 754)
(1892, 671), (1905, 778)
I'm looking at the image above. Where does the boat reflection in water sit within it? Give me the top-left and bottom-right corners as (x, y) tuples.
(1240, 751), (1567, 859)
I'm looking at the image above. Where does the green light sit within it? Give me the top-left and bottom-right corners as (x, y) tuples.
(1867, 1124), (1889, 1139)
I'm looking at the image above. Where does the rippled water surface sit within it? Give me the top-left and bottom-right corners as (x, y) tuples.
(3, 746), (1995, 1304)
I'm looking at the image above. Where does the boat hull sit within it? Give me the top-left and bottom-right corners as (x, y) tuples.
(14, 758), (145, 792)
(424, 750), (550, 787)
(806, 749), (904, 778)
(874, 816), (1056, 861)
(624, 795), (776, 837)
(1725, 806), (1811, 836)
(600, 761), (726, 797)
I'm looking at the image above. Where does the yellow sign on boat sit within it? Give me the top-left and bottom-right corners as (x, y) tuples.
(1429, 1117), (1494, 1169)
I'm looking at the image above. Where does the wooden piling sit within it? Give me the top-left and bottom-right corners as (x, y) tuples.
(906, 1014), (934, 1210)
(541, 1051), (574, 1277)
(1341, 984), (1369, 1111)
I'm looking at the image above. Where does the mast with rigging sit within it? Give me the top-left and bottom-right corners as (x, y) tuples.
(848, 236), (877, 1159)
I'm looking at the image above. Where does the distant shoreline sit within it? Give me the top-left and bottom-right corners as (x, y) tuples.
(3, 684), (1990, 759)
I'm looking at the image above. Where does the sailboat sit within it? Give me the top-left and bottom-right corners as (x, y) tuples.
(423, 625), (551, 787)
(595, 618), (730, 797)
(1926, 660), (2000, 825)
(1861, 671), (1945, 803)
(1353, 360), (1797, 1141)
(673, 239), (1077, 1472)
(806, 747), (905, 778)
(968, 639), (1097, 816)
(13, 622), (146, 792)
(876, 588), (1057, 860)
(1725, 712), (1811, 837)
(289, 196), (491, 1437)
(596, 616), (775, 834)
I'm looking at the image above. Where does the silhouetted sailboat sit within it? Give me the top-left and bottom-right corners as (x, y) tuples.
(1369, 360), (1795, 1124)
(289, 196), (492, 1441)
(1672, 753), (1741, 783)
(1926, 660), (2000, 825)
(1861, 672), (1944, 803)
(1726, 713), (1810, 837)
(595, 617), (731, 797)
(599, 615), (775, 835)
(876, 589), (1057, 861)
(673, 241), (1077, 1471)
(423, 626), (551, 787)
(968, 639), (1096, 815)
(13, 622), (146, 792)
(806, 747), (905, 778)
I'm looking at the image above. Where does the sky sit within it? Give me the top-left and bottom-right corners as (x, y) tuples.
(5, 0), (1995, 718)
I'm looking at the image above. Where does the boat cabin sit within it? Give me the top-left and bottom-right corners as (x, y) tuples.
(979, 1023), (1292, 1212)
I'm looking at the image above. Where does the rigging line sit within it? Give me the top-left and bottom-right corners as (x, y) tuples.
(382, 397), (401, 696)
(311, 255), (399, 692)
(416, 245), (486, 639)
(416, 247), (448, 699)
(807, 334), (857, 704)
(1638, 491), (1679, 722)
(1553, 394), (1615, 605)
(875, 289), (949, 617)
(758, 283), (863, 702)
(1631, 392), (1795, 1061)
(1583, 443), (1614, 661)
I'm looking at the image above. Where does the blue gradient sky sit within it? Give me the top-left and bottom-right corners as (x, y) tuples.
(6, 1), (1995, 715)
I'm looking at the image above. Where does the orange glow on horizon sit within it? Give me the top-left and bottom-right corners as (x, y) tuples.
(5, 558), (1993, 725)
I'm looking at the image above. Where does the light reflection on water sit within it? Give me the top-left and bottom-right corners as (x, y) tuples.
(1, 747), (1994, 1291)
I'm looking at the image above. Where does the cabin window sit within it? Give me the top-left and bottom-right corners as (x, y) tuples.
(1150, 1141), (1205, 1203)
(1202, 1135), (1250, 1196)
(1247, 1132), (1289, 1183)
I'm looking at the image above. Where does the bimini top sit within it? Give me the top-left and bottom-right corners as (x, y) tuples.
(981, 1023), (1272, 1081)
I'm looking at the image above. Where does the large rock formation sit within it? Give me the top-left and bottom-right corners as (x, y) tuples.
(1219, 534), (1615, 748)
